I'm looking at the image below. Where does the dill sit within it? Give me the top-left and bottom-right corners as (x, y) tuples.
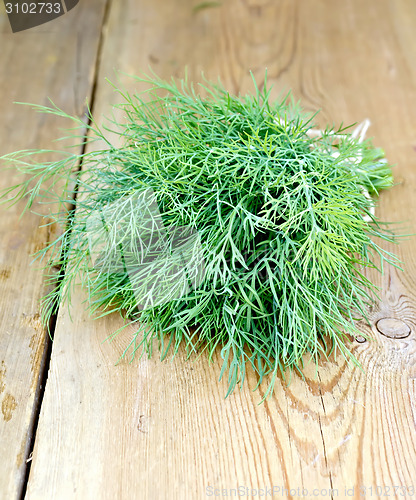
(0, 72), (400, 399)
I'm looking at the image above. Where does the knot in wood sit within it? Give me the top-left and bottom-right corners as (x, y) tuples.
(376, 318), (411, 339)
(355, 335), (367, 343)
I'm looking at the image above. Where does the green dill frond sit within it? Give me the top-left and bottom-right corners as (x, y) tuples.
(0, 72), (401, 400)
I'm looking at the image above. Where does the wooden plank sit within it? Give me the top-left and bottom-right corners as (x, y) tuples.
(25, 0), (416, 499)
(0, 2), (108, 499)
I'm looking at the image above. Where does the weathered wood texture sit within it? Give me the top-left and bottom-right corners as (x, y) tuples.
(0, 2), (108, 499)
(16, 0), (416, 499)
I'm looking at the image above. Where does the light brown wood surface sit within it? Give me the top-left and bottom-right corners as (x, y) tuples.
(1, 0), (416, 499)
(0, 2), (108, 499)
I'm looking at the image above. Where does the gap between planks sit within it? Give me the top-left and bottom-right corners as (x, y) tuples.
(17, 1), (113, 498)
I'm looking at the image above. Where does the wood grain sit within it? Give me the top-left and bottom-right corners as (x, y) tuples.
(24, 0), (416, 499)
(0, 2), (107, 499)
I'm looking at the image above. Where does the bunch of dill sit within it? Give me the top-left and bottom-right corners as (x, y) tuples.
(1, 74), (400, 398)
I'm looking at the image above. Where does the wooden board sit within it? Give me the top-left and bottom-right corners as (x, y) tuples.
(23, 0), (416, 498)
(0, 2), (108, 499)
